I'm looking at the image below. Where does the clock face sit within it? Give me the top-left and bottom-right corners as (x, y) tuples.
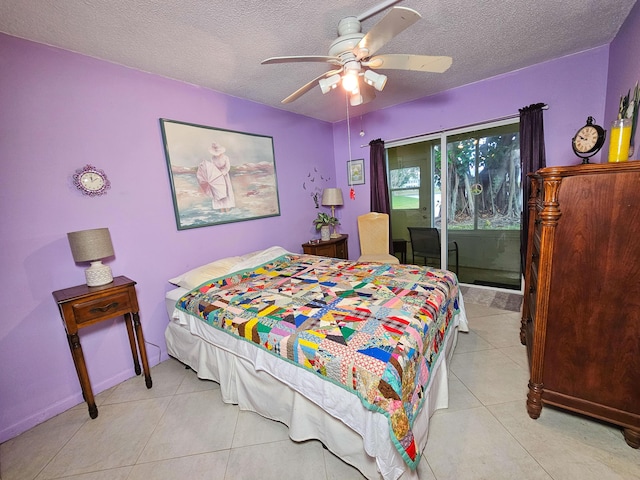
(572, 117), (606, 162)
(573, 126), (599, 153)
(80, 172), (105, 191)
(73, 165), (110, 196)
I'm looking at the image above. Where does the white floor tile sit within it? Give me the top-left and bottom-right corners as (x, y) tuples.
(41, 466), (132, 479)
(137, 389), (238, 463)
(469, 312), (523, 348)
(424, 406), (552, 480)
(225, 439), (326, 480)
(436, 372), (482, 413)
(489, 401), (640, 480)
(128, 451), (229, 480)
(176, 366), (220, 395)
(36, 397), (170, 479)
(231, 410), (290, 448)
(102, 357), (188, 405)
(453, 330), (493, 354)
(323, 448), (367, 479)
(500, 344), (529, 370)
(463, 302), (509, 318)
(0, 408), (89, 480)
(451, 348), (529, 405)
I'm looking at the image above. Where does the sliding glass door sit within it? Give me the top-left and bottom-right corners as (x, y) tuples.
(387, 119), (522, 290)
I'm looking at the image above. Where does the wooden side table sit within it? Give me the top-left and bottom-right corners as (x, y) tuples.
(52, 276), (152, 418)
(302, 234), (348, 259)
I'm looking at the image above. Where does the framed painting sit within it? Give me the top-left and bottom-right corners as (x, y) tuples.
(347, 158), (365, 185)
(160, 119), (280, 230)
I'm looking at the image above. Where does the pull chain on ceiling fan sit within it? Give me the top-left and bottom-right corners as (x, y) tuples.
(261, 0), (452, 107)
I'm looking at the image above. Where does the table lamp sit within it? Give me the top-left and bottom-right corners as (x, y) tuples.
(321, 188), (344, 238)
(67, 228), (115, 286)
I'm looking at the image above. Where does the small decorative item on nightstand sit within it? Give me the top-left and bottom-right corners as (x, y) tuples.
(313, 212), (339, 241)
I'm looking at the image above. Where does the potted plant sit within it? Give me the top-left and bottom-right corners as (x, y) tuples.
(313, 212), (339, 241)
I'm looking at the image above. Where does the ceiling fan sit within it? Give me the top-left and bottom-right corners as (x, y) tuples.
(261, 0), (452, 107)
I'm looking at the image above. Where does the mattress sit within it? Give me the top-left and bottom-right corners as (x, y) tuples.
(164, 252), (468, 480)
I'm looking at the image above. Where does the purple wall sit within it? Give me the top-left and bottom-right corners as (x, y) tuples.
(604, 0), (640, 151)
(2, 4), (638, 439)
(0, 34), (335, 441)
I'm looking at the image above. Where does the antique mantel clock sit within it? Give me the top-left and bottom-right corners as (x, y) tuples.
(571, 116), (606, 163)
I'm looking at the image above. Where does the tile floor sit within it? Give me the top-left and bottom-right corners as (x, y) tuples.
(2, 303), (639, 480)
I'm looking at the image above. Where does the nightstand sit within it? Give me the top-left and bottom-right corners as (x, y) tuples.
(52, 276), (152, 418)
(302, 234), (348, 259)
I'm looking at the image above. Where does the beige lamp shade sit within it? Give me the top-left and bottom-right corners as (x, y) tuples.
(67, 228), (115, 286)
(321, 188), (344, 206)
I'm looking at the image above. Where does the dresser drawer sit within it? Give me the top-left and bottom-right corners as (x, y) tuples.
(72, 291), (133, 324)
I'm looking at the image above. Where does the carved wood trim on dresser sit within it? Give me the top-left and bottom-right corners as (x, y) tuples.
(519, 162), (640, 449)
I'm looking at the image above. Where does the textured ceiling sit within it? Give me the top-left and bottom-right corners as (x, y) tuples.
(0, 0), (636, 122)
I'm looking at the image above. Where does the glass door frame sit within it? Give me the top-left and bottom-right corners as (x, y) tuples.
(386, 117), (520, 277)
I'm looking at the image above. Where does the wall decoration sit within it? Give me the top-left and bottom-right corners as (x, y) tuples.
(73, 164), (110, 196)
(347, 158), (365, 185)
(160, 119), (280, 230)
(302, 167), (330, 208)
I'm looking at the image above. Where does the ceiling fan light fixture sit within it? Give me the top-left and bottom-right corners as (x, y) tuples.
(342, 71), (360, 93)
(364, 70), (387, 91)
(319, 74), (341, 94)
(350, 91), (363, 106)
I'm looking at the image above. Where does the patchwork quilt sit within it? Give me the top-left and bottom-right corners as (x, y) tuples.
(176, 254), (460, 469)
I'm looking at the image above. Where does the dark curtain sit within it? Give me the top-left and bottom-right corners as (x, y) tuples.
(519, 103), (547, 272)
(369, 138), (393, 253)
(369, 138), (390, 213)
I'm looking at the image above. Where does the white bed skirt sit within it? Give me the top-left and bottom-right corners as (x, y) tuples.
(164, 287), (468, 480)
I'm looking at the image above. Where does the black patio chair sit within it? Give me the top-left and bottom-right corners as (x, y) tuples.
(407, 226), (459, 275)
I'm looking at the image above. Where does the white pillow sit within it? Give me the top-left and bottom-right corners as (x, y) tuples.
(168, 256), (243, 289)
(230, 246), (291, 272)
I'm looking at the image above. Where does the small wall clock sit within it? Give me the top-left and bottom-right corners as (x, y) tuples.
(73, 165), (111, 196)
(571, 116), (606, 164)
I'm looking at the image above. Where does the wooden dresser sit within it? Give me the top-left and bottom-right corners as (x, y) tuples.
(520, 162), (640, 448)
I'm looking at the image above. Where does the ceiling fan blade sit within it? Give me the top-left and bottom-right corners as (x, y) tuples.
(281, 68), (343, 104)
(262, 55), (341, 66)
(357, 0), (404, 22)
(354, 7), (421, 60)
(366, 54), (453, 72)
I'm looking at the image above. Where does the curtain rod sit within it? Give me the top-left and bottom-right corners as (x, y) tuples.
(359, 104), (549, 148)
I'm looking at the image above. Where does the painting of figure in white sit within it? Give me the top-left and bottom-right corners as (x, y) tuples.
(196, 142), (236, 213)
(160, 119), (280, 229)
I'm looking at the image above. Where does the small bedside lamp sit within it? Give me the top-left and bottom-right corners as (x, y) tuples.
(67, 228), (115, 287)
(321, 188), (344, 238)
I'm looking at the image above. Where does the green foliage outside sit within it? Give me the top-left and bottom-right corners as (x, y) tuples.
(434, 129), (521, 230)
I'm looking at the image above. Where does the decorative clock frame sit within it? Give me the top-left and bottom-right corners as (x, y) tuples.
(73, 164), (111, 196)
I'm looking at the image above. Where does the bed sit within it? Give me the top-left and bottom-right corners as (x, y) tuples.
(164, 246), (468, 480)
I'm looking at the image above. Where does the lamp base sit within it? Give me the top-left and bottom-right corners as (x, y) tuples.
(85, 261), (113, 287)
